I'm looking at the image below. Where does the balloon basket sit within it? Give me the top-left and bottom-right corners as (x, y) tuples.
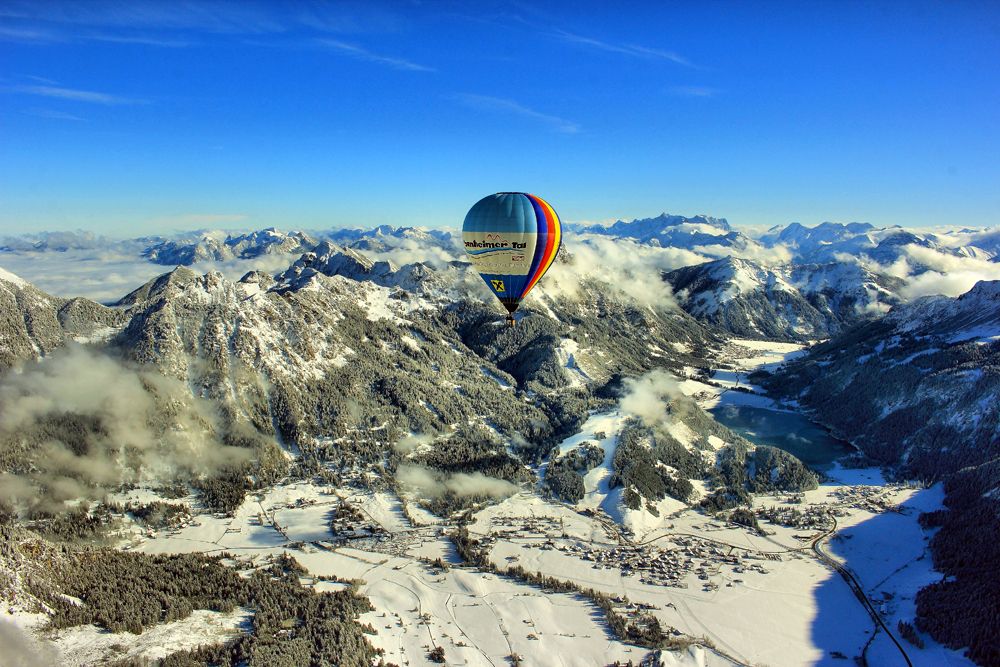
(505, 314), (516, 327)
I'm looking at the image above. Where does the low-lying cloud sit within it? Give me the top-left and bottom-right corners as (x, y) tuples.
(693, 242), (793, 266)
(0, 621), (58, 667)
(620, 368), (684, 426)
(0, 345), (250, 513)
(852, 243), (1000, 299)
(538, 234), (708, 309)
(0, 247), (310, 303)
(353, 231), (463, 270)
(397, 463), (517, 499)
(392, 432), (435, 455)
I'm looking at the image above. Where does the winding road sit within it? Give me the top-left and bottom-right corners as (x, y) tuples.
(810, 518), (913, 667)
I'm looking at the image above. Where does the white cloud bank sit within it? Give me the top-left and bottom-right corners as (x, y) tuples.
(852, 243), (1000, 299)
(538, 234), (708, 309)
(620, 368), (683, 426)
(397, 463), (517, 499)
(0, 345), (250, 512)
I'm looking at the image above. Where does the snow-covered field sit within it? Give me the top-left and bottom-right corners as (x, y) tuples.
(114, 481), (730, 666)
(43, 454), (957, 667)
(0, 608), (251, 667)
(676, 338), (808, 411)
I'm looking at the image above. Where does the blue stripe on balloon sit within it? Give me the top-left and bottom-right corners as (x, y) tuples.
(522, 195), (548, 300)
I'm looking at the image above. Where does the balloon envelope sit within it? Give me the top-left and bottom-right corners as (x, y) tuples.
(462, 193), (562, 316)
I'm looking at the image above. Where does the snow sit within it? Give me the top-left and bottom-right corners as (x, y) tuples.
(675, 339), (812, 411)
(1, 607), (250, 667)
(119, 481), (716, 667)
(947, 323), (1000, 344)
(818, 474), (976, 667)
(330, 346), (355, 367)
(35, 462), (971, 667)
(49, 609), (251, 666)
(359, 282), (409, 323)
(546, 410), (630, 523)
(555, 338), (591, 387)
(71, 326), (119, 345)
(480, 366), (513, 389)
(0, 265), (27, 287)
(727, 338), (809, 371)
(474, 472), (962, 667)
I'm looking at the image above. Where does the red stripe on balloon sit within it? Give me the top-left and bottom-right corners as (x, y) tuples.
(523, 194), (555, 296)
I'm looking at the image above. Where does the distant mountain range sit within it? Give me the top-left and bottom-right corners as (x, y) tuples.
(142, 228), (318, 265)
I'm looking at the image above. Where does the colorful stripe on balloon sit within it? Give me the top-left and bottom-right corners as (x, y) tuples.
(522, 194), (561, 296)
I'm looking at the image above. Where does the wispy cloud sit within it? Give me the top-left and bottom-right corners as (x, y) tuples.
(318, 39), (433, 72)
(0, 2), (408, 38)
(87, 32), (191, 47)
(0, 25), (61, 42)
(12, 84), (147, 105)
(0, 24), (186, 47)
(668, 85), (719, 97)
(24, 108), (86, 121)
(454, 93), (580, 134)
(0, 2), (283, 35)
(554, 29), (693, 67)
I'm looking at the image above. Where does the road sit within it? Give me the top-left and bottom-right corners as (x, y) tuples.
(811, 517), (913, 667)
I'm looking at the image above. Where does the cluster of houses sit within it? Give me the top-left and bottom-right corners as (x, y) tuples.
(547, 537), (776, 591)
(473, 511), (791, 593)
(830, 484), (906, 514)
(756, 503), (836, 530)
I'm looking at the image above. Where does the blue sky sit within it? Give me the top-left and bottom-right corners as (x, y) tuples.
(1, 1), (998, 235)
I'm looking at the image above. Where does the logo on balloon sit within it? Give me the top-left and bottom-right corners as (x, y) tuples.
(490, 279), (506, 292)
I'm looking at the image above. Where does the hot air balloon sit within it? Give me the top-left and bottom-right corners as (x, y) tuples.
(462, 192), (562, 326)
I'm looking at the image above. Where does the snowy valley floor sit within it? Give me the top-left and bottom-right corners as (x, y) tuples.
(36, 462), (962, 667)
(2, 340), (976, 666)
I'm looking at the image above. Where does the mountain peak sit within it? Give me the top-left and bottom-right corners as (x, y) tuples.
(115, 266), (200, 306)
(959, 279), (1000, 302)
(0, 265), (28, 287)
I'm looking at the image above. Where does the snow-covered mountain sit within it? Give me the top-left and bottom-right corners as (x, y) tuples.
(1, 243), (729, 496)
(327, 224), (454, 247)
(0, 266), (127, 367)
(759, 221), (877, 249)
(759, 221), (997, 267)
(570, 213), (767, 255)
(227, 227), (317, 258)
(142, 227), (317, 265)
(766, 279), (999, 477)
(2, 227), (996, 666)
(276, 241), (440, 293)
(664, 256), (903, 340)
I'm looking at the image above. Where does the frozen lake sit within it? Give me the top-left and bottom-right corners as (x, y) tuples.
(709, 404), (854, 469)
